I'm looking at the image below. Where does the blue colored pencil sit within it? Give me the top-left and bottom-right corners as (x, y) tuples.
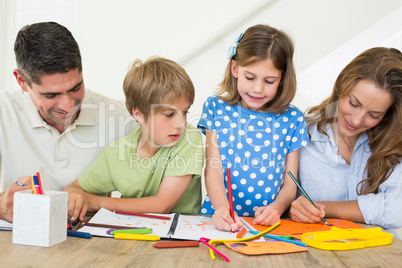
(249, 230), (307, 247)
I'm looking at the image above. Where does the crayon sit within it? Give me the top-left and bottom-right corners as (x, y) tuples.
(152, 241), (199, 248)
(236, 228), (247, 239)
(109, 228), (152, 235)
(114, 233), (160, 241)
(67, 230), (92, 239)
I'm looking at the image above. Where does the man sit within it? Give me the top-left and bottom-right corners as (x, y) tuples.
(0, 21), (137, 222)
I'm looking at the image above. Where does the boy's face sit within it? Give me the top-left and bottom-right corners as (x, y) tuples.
(137, 94), (191, 150)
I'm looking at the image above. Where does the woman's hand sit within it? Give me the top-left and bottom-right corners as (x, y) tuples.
(290, 196), (325, 223)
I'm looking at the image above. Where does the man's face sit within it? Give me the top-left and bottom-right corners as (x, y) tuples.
(17, 69), (85, 133)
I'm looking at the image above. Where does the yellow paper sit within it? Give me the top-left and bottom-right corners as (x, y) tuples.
(224, 241), (308, 255)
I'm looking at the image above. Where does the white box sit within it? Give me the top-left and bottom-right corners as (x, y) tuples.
(12, 190), (68, 247)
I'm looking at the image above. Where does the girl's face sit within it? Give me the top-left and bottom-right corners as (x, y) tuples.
(231, 58), (282, 112)
(338, 80), (392, 141)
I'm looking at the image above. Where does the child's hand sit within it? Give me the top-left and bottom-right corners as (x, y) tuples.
(290, 196), (326, 223)
(212, 207), (243, 231)
(253, 205), (281, 226)
(66, 188), (88, 222)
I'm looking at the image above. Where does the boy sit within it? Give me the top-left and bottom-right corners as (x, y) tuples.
(64, 57), (204, 221)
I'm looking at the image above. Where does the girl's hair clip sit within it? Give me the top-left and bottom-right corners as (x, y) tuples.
(226, 33), (244, 59)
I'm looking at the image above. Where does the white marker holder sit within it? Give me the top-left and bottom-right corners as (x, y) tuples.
(12, 190), (68, 247)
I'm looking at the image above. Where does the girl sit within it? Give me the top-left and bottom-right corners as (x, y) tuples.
(198, 24), (309, 231)
(290, 47), (402, 230)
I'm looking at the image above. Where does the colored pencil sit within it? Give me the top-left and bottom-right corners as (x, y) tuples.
(114, 210), (171, 220)
(31, 176), (36, 194)
(287, 171), (328, 225)
(67, 219), (74, 230)
(249, 230), (307, 247)
(152, 241), (199, 248)
(226, 168), (234, 221)
(84, 222), (145, 230)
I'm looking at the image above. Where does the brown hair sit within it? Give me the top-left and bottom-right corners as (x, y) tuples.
(217, 24), (296, 113)
(14, 21), (82, 87)
(306, 47), (402, 194)
(123, 57), (195, 118)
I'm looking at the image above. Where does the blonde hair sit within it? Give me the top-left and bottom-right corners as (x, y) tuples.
(217, 24), (296, 113)
(123, 57), (195, 118)
(306, 47), (402, 194)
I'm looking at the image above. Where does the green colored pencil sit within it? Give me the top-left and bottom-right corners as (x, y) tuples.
(287, 171), (328, 225)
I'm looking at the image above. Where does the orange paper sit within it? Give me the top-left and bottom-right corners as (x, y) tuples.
(224, 241), (308, 255)
(242, 218), (364, 239)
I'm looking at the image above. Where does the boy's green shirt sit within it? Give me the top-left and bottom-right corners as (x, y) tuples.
(78, 123), (204, 214)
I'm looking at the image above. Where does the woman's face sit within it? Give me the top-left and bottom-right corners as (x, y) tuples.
(338, 80), (392, 140)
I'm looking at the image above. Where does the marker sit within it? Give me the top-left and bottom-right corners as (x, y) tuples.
(36, 172), (43, 194)
(67, 230), (92, 239)
(114, 211), (171, 220)
(33, 175), (41, 195)
(114, 233), (160, 241)
(287, 171), (328, 225)
(152, 241), (199, 248)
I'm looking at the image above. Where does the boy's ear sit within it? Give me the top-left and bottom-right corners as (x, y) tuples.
(132, 107), (145, 124)
(230, 60), (239, 78)
(13, 69), (29, 92)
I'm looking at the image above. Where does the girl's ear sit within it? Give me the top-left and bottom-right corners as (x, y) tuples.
(230, 60), (239, 78)
(132, 107), (145, 124)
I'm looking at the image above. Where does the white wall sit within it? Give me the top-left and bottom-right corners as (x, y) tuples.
(2, 0), (401, 121)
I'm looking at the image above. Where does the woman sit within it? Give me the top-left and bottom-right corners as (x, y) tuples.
(290, 47), (402, 230)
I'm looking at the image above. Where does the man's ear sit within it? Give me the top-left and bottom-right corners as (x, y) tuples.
(230, 60), (239, 78)
(132, 107), (145, 124)
(13, 69), (29, 92)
